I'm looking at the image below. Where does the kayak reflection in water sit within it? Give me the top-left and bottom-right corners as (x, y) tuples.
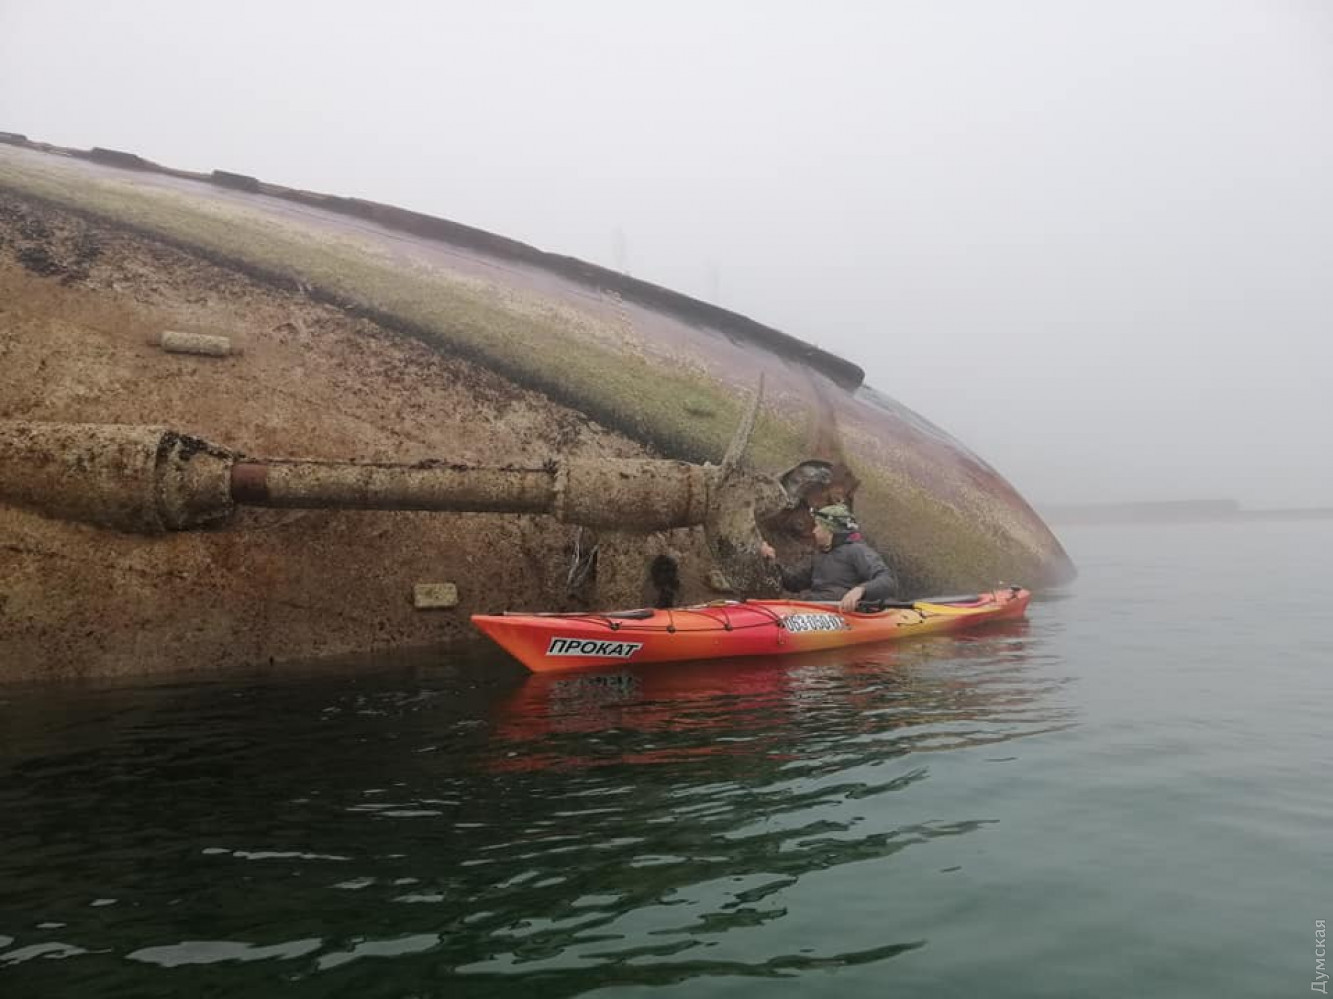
(486, 616), (1041, 773)
(760, 503), (899, 612)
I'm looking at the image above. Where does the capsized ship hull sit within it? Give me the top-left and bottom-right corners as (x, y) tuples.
(0, 136), (1072, 680)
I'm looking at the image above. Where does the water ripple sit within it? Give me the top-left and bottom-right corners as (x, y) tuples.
(0, 620), (1069, 994)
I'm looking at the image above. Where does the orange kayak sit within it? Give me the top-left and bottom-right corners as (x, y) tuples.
(472, 587), (1031, 673)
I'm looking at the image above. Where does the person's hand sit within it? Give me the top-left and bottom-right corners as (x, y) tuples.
(839, 586), (866, 612)
(759, 541), (776, 560)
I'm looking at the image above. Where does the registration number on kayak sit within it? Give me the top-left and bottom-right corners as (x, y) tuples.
(781, 613), (850, 633)
(546, 637), (644, 658)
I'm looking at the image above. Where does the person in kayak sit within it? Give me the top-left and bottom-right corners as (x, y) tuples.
(759, 503), (899, 612)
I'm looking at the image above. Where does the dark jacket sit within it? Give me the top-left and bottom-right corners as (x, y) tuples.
(777, 537), (898, 603)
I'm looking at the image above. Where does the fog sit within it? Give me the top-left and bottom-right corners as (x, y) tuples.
(2, 0), (1330, 509)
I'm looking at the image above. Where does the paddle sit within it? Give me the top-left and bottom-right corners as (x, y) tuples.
(797, 598), (920, 612)
(802, 595), (985, 613)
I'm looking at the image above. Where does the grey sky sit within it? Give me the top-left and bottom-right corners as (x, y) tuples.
(2, 0), (1330, 508)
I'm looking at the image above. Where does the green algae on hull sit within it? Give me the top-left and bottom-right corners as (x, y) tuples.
(0, 155), (759, 455)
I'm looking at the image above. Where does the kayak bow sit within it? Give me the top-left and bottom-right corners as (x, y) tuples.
(472, 587), (1030, 673)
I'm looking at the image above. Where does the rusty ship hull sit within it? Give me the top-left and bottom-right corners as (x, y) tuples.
(0, 137), (1073, 681)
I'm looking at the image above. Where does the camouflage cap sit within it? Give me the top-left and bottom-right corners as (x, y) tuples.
(813, 503), (858, 534)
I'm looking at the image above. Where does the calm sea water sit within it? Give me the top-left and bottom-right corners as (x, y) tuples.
(2, 522), (1329, 998)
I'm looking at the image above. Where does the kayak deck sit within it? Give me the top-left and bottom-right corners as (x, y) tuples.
(472, 587), (1030, 673)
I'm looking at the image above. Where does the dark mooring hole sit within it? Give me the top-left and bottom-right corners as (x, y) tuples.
(649, 554), (680, 609)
